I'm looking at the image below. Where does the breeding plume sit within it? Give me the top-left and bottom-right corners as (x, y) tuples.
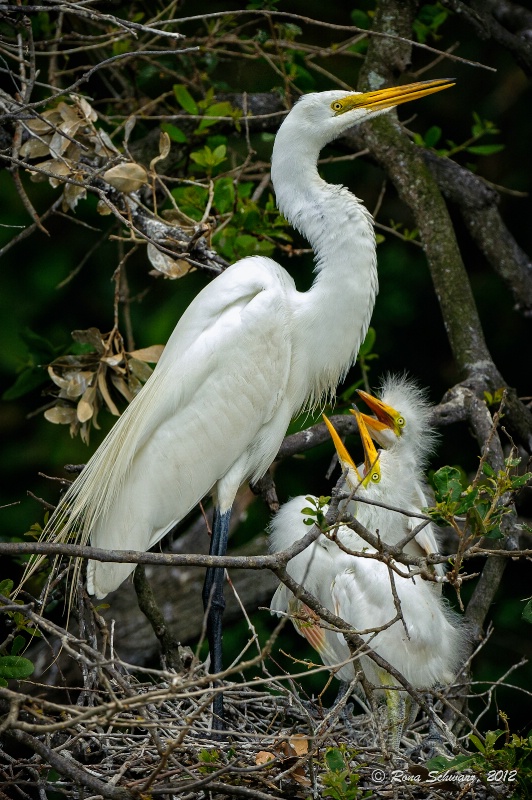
(270, 392), (464, 746)
(29, 80), (453, 726)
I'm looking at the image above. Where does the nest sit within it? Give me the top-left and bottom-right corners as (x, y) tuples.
(0, 589), (505, 800)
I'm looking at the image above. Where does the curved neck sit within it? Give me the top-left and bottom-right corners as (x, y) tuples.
(271, 133), (378, 406)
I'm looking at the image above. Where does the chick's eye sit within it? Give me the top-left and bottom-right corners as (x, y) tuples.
(331, 101), (343, 112)
(397, 417), (405, 427)
(372, 472), (380, 482)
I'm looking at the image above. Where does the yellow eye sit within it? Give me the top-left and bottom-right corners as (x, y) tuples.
(331, 101), (343, 112)
(372, 472), (380, 482)
(397, 416), (405, 428)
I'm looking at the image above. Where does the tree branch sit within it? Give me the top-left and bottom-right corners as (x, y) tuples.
(356, 0), (532, 450)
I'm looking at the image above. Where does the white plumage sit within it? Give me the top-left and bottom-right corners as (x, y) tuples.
(270, 377), (465, 745)
(355, 375), (445, 582)
(26, 83), (453, 724)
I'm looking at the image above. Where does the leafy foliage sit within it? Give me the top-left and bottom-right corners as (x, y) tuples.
(413, 112), (504, 161)
(301, 494), (331, 529)
(427, 720), (532, 797)
(428, 456), (531, 541)
(321, 747), (361, 800)
(0, 579), (38, 686)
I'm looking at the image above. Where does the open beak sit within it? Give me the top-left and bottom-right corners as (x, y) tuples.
(352, 410), (381, 486)
(322, 414), (362, 484)
(335, 78), (454, 115)
(355, 389), (404, 437)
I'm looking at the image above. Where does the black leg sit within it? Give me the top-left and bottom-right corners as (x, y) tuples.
(202, 506), (231, 731)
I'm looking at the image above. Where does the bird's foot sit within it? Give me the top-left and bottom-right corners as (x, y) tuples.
(407, 729), (451, 762)
(327, 681), (359, 733)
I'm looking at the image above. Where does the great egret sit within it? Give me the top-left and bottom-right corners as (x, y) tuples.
(270, 403), (464, 746)
(28, 80), (453, 725)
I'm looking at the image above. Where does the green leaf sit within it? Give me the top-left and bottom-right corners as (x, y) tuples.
(171, 185), (209, 221)
(358, 327), (376, 357)
(213, 177), (235, 213)
(11, 636), (25, 657)
(455, 487), (478, 514)
(0, 579), (14, 597)
(350, 9), (370, 29)
(511, 472), (532, 489)
(3, 367), (48, 400)
(20, 328), (57, 360)
(424, 125), (442, 147)
(233, 234), (260, 257)
(212, 144), (227, 162)
(466, 144), (505, 156)
(196, 101), (234, 132)
(325, 747), (346, 772)
(173, 84), (198, 115)
(300, 507), (317, 516)
(432, 466), (462, 503)
(469, 734), (486, 754)
(160, 122), (187, 143)
(0, 655), (34, 680)
(482, 462), (495, 478)
(190, 144), (226, 170)
(485, 525), (504, 540)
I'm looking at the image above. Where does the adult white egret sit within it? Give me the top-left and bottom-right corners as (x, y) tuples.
(29, 80), (453, 726)
(270, 408), (464, 746)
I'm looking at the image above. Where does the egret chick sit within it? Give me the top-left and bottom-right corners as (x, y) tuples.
(355, 375), (444, 580)
(270, 413), (465, 748)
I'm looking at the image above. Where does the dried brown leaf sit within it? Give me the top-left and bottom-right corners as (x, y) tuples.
(292, 770), (311, 787)
(63, 180), (87, 212)
(50, 121), (81, 158)
(77, 385), (97, 422)
(128, 357), (153, 383)
(48, 365), (70, 390)
(77, 97), (97, 123)
(77, 398), (94, 423)
(128, 345), (164, 364)
(111, 373), (134, 404)
(289, 735), (309, 756)
(20, 138), (51, 159)
(44, 405), (77, 425)
(127, 373), (143, 396)
(103, 162), (148, 193)
(96, 199), (112, 216)
(255, 751), (276, 766)
(64, 370), (94, 399)
(72, 328), (106, 354)
(149, 131), (171, 171)
(57, 102), (80, 124)
(98, 369), (120, 417)
(147, 243), (192, 279)
(26, 117), (55, 134)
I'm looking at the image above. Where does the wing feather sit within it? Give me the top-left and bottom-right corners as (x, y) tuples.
(29, 257), (296, 598)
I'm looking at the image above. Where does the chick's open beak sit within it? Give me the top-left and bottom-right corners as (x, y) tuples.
(322, 414), (362, 484)
(352, 410), (381, 485)
(356, 389), (404, 437)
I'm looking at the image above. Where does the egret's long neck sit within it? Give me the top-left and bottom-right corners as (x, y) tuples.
(272, 132), (378, 407)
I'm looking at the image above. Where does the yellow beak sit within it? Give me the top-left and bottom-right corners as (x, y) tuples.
(334, 78), (454, 115)
(352, 409), (381, 485)
(322, 414), (362, 484)
(355, 389), (404, 437)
